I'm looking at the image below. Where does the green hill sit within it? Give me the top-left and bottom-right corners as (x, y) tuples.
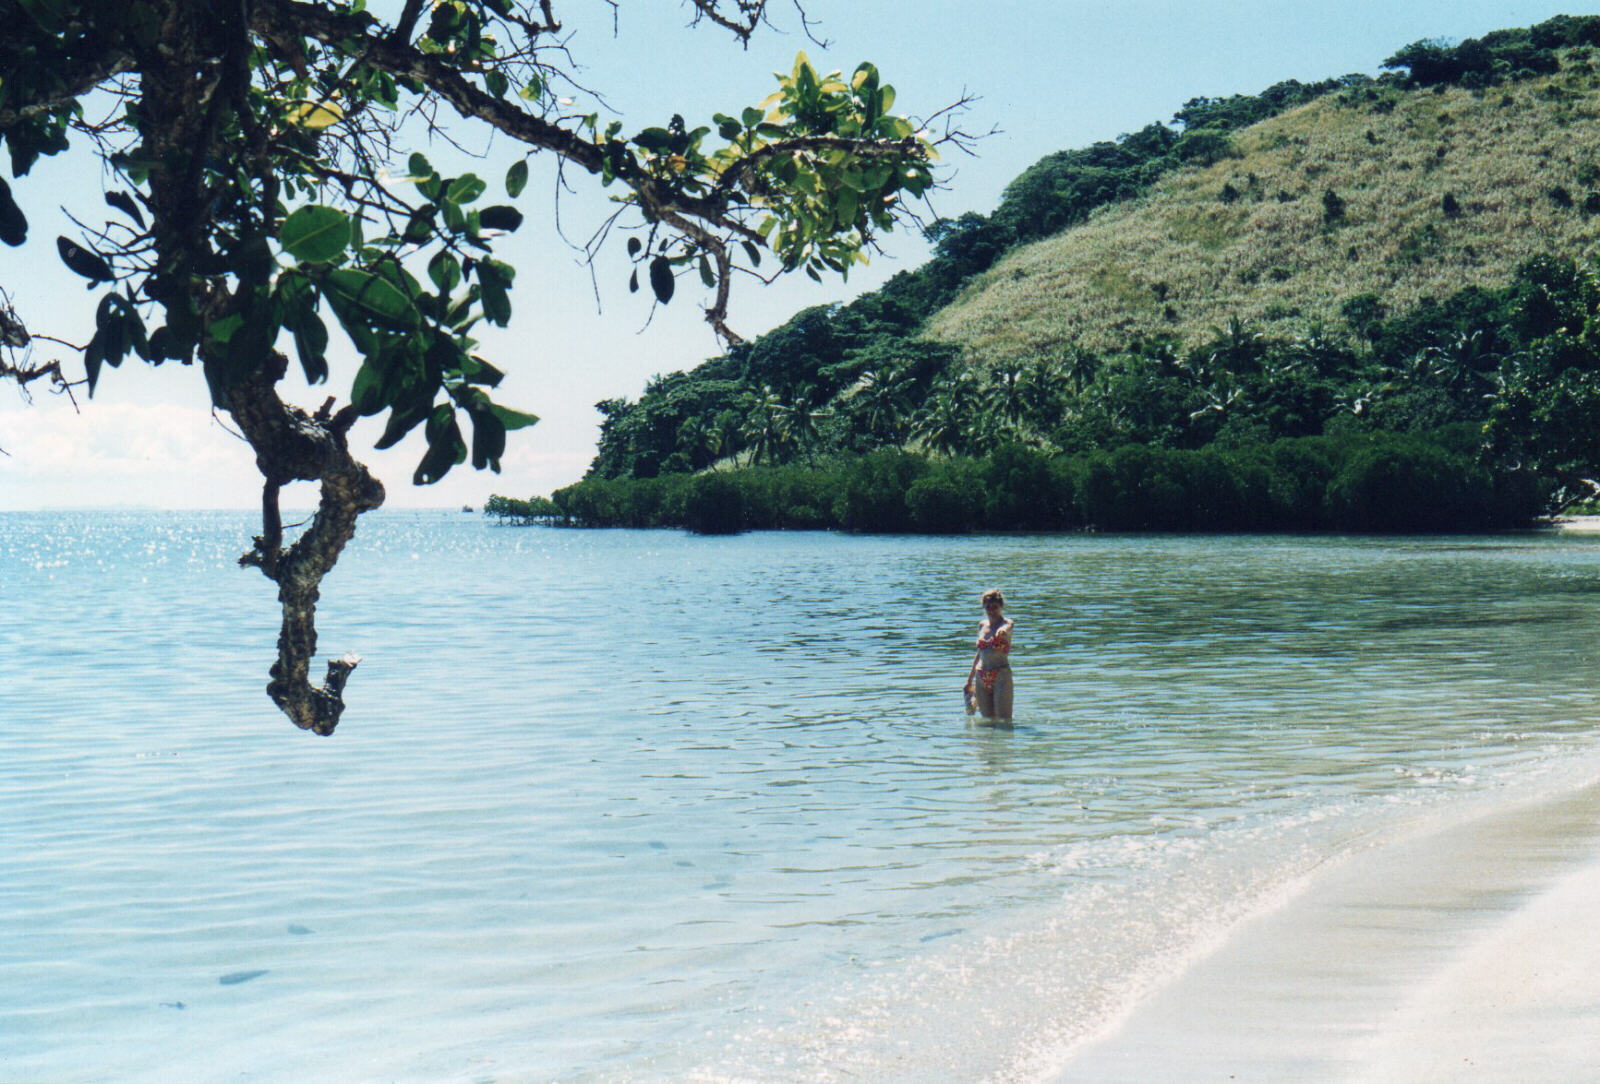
(493, 18), (1600, 532)
(929, 71), (1600, 360)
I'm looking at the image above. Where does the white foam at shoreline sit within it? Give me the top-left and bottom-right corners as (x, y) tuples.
(1045, 779), (1600, 1082)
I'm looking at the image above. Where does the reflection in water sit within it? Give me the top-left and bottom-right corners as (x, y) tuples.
(4, 516), (1600, 1081)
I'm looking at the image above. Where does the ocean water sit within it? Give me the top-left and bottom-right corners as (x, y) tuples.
(5, 511), (1600, 1082)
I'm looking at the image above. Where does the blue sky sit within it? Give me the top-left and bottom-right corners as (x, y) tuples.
(0, 1), (1589, 509)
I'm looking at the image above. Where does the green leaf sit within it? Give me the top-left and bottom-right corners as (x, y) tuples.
(325, 267), (419, 330)
(476, 259), (513, 326)
(83, 332), (105, 395)
(442, 197), (467, 233)
(225, 307), (277, 375)
(57, 236), (113, 283)
(279, 205), (350, 262)
(633, 127), (674, 153)
(458, 353), (505, 387)
(350, 362), (385, 415)
(145, 326), (181, 362)
(490, 403), (540, 430)
(469, 407), (506, 470)
(485, 69), (509, 98)
(427, 250), (461, 295)
(403, 207), (437, 244)
(477, 205), (523, 232)
(0, 177), (26, 246)
(291, 313), (329, 384)
(877, 116), (914, 140)
(278, 274), (330, 385)
(445, 174), (487, 206)
(409, 152), (433, 179)
(285, 99), (345, 130)
(375, 390), (434, 449)
(104, 190), (145, 230)
(94, 294), (129, 367)
(414, 404), (467, 484)
(649, 256), (675, 304)
(836, 189), (859, 227)
(505, 159), (529, 198)
(206, 313), (243, 346)
(698, 255), (715, 288)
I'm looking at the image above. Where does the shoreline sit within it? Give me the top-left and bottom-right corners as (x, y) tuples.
(1043, 777), (1600, 1082)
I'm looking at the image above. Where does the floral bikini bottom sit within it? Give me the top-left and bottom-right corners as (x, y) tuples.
(977, 666), (1009, 693)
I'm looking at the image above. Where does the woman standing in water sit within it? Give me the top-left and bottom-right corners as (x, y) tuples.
(964, 588), (1014, 721)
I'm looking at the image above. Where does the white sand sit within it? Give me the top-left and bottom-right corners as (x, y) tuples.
(1046, 782), (1600, 1082)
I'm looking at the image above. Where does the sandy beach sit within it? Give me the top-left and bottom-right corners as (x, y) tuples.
(1046, 779), (1600, 1082)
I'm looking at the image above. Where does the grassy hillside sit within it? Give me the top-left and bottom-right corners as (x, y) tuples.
(929, 63), (1600, 360)
(501, 20), (1600, 530)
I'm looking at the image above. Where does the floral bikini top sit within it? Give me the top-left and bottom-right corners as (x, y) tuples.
(977, 628), (1011, 655)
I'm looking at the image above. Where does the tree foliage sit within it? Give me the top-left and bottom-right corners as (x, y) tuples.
(582, 64), (1391, 478)
(1383, 17), (1600, 88)
(0, 0), (949, 733)
(494, 429), (1543, 534)
(577, 20), (1600, 523)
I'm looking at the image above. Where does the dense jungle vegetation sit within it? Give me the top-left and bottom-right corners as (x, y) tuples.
(491, 18), (1600, 533)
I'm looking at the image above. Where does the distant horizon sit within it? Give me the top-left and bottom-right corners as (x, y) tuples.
(0, 503), (485, 513)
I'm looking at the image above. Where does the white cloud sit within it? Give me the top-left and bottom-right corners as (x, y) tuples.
(0, 384), (598, 510)
(0, 397), (261, 508)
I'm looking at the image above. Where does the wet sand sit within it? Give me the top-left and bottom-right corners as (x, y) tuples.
(1047, 781), (1600, 1082)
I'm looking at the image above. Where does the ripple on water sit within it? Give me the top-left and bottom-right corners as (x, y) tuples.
(6, 514), (1600, 1080)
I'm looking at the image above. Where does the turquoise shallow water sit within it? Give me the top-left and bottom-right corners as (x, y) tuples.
(6, 511), (1600, 1081)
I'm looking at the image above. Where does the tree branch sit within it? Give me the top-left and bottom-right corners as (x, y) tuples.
(226, 354), (385, 735)
(0, 52), (137, 130)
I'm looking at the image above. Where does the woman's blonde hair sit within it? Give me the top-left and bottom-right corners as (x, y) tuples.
(981, 588), (1006, 608)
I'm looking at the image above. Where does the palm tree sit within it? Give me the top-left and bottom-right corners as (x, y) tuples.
(1422, 330), (1502, 400)
(1062, 347), (1101, 395)
(1285, 324), (1354, 377)
(912, 373), (982, 456)
(1016, 354), (1071, 445)
(1202, 316), (1267, 375)
(777, 385), (831, 461)
(989, 362), (1029, 430)
(739, 386), (792, 466)
(676, 415), (712, 470)
(705, 410), (742, 468)
(739, 386), (831, 465)
(842, 365), (914, 446)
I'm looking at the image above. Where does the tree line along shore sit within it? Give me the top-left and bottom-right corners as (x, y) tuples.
(486, 427), (1543, 534)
